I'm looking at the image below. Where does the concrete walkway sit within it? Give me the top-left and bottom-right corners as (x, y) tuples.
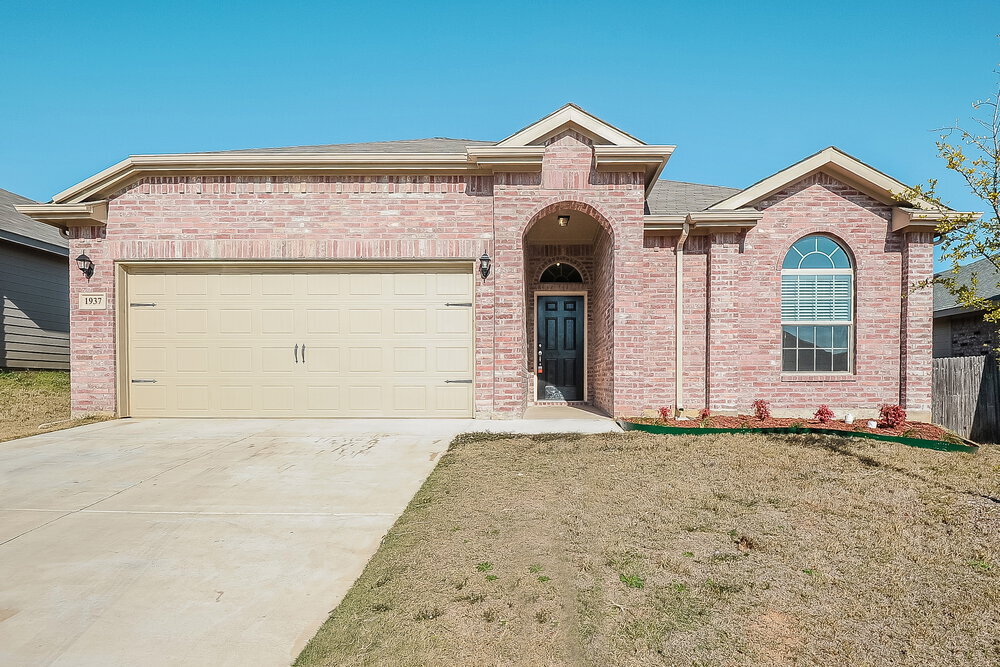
(0, 416), (619, 666)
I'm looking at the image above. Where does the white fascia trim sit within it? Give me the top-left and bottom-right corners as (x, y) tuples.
(709, 147), (933, 211)
(52, 153), (477, 204)
(643, 215), (686, 231)
(892, 207), (981, 232)
(495, 104), (645, 147)
(594, 146), (675, 197)
(643, 210), (762, 233)
(15, 200), (109, 228)
(466, 146), (546, 168)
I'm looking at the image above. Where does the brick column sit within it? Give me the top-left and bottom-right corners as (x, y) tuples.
(899, 231), (934, 420)
(490, 226), (529, 417)
(706, 232), (742, 413)
(70, 225), (117, 416)
(608, 209), (648, 417)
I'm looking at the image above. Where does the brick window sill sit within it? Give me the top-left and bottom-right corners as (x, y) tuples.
(780, 373), (857, 382)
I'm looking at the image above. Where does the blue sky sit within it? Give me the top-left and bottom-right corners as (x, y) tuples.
(2, 0), (998, 245)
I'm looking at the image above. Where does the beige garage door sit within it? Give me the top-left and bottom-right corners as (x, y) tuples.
(125, 264), (474, 418)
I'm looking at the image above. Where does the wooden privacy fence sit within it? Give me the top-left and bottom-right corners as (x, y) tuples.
(932, 355), (999, 444)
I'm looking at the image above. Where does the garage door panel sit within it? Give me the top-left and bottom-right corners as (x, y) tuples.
(219, 347), (253, 373)
(436, 308), (472, 334)
(304, 346), (340, 372)
(126, 265), (473, 417)
(219, 310), (253, 335)
(176, 386), (211, 412)
(306, 310), (339, 334)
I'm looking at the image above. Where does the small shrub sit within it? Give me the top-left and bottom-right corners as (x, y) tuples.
(814, 405), (834, 423)
(751, 399), (771, 420)
(620, 573), (645, 589)
(698, 407), (711, 419)
(659, 406), (673, 420)
(878, 404), (907, 428)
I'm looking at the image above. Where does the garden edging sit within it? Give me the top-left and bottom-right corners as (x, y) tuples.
(617, 420), (979, 454)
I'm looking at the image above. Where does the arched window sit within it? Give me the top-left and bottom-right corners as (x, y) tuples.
(781, 235), (853, 373)
(540, 262), (583, 283)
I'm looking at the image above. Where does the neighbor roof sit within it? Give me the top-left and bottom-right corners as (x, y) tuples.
(206, 138), (495, 155)
(646, 179), (741, 215)
(0, 188), (69, 255)
(934, 257), (1000, 314)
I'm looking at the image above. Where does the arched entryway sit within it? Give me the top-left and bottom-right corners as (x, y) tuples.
(522, 203), (615, 413)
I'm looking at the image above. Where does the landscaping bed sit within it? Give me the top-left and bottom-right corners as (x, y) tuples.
(621, 416), (976, 454)
(626, 415), (950, 440)
(296, 431), (999, 666)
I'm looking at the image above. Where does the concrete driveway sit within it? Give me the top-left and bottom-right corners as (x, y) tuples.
(0, 419), (459, 666)
(0, 416), (618, 666)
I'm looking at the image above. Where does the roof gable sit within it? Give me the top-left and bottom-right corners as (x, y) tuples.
(496, 103), (645, 148)
(709, 147), (923, 211)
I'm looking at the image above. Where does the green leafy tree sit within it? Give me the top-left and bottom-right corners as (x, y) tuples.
(900, 73), (1000, 352)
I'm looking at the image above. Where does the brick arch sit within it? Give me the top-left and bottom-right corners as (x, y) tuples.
(774, 230), (859, 272)
(520, 199), (617, 241)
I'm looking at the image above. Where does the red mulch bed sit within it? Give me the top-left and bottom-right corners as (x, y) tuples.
(627, 415), (953, 441)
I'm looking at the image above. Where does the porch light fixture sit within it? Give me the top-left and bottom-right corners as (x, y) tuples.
(557, 215), (570, 227)
(479, 251), (492, 280)
(75, 253), (94, 279)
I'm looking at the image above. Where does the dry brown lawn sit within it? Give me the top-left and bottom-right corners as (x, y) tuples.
(0, 371), (107, 442)
(297, 431), (1000, 667)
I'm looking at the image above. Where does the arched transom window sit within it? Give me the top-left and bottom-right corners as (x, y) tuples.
(540, 262), (583, 283)
(781, 235), (853, 373)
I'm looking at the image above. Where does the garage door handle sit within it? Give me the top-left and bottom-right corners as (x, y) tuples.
(131, 379), (157, 383)
(301, 343), (306, 363)
(130, 302), (157, 307)
(294, 344), (299, 363)
(445, 379), (472, 383)
(445, 302), (473, 307)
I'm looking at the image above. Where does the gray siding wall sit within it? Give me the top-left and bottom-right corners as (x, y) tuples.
(0, 242), (69, 369)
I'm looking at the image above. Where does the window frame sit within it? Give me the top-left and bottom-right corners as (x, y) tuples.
(539, 262), (584, 284)
(780, 236), (855, 374)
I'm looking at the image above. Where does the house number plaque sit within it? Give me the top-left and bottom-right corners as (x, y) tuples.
(79, 292), (107, 310)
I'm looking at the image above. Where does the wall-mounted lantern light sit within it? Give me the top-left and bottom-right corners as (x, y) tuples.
(76, 253), (94, 279)
(479, 251), (492, 281)
(557, 215), (570, 227)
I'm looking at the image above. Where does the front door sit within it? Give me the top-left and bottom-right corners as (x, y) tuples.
(536, 295), (585, 401)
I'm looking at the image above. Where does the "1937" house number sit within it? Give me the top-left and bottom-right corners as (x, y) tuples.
(79, 292), (107, 310)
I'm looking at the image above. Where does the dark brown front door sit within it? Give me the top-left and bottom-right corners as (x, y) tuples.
(536, 295), (585, 401)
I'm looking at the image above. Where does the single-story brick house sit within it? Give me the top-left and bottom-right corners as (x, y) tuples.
(18, 104), (966, 420)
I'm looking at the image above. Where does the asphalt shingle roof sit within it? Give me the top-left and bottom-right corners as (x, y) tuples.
(205, 138), (496, 154)
(0, 188), (69, 255)
(646, 179), (741, 215)
(934, 257), (1000, 313)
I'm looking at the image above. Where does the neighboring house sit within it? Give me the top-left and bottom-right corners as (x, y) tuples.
(933, 257), (1000, 357)
(17, 104), (970, 420)
(0, 188), (69, 370)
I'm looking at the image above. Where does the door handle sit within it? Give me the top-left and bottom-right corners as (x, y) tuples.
(294, 343), (299, 363)
(301, 343), (306, 363)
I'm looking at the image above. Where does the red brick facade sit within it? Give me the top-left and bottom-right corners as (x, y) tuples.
(63, 128), (935, 420)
